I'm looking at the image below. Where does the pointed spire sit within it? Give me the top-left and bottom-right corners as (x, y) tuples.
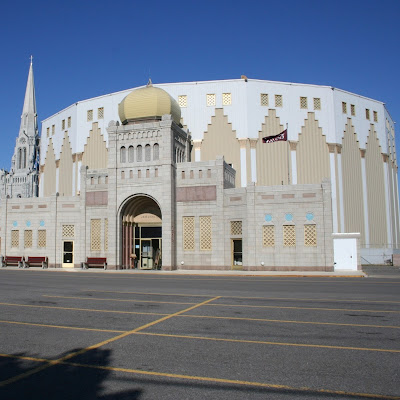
(147, 78), (153, 87)
(18, 57), (38, 141)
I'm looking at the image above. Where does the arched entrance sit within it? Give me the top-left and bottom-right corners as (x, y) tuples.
(121, 195), (162, 269)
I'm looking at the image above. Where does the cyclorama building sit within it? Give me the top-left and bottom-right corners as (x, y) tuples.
(0, 62), (398, 270)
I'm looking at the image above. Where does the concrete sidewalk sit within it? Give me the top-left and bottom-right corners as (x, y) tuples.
(0, 266), (367, 277)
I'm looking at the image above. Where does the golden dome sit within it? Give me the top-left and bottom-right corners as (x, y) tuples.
(118, 83), (181, 125)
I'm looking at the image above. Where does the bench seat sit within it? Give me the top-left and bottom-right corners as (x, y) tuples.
(0, 256), (24, 268)
(82, 257), (107, 270)
(25, 256), (48, 269)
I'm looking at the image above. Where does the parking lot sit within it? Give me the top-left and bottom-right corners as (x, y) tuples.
(0, 269), (399, 399)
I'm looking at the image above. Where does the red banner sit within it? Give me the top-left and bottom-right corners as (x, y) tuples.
(262, 129), (287, 143)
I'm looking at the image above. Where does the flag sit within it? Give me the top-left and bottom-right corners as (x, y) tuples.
(262, 129), (287, 143)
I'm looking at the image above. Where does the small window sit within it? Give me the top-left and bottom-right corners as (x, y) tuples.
(128, 146), (134, 163)
(62, 119), (65, 130)
(145, 144), (151, 161)
(222, 93), (232, 105)
(199, 170), (203, 178)
(182, 171), (185, 179)
(137, 145), (142, 162)
(300, 97), (308, 109)
(366, 109), (370, 120)
(275, 94), (283, 107)
(129, 170), (133, 179)
(351, 104), (356, 116)
(342, 102), (347, 114)
(313, 98), (321, 110)
(52, 125), (55, 135)
(146, 169), (150, 178)
(373, 111), (378, 122)
(68, 116), (71, 128)
(153, 143), (159, 160)
(138, 170), (141, 178)
(46, 127), (50, 137)
(87, 110), (93, 121)
(178, 95), (187, 108)
(121, 171), (125, 179)
(260, 93), (269, 106)
(206, 94), (216, 106)
(155, 168), (158, 177)
(98, 107), (104, 119)
(120, 146), (126, 163)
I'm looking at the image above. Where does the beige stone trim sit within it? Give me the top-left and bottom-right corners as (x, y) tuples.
(360, 149), (366, 158)
(382, 154), (389, 163)
(328, 144), (336, 153)
(55, 160), (60, 168)
(192, 140), (202, 149)
(238, 138), (247, 149)
(336, 145), (342, 154)
(249, 139), (258, 149)
(289, 141), (298, 151)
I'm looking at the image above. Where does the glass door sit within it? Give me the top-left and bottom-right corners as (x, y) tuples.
(140, 239), (153, 269)
(232, 239), (243, 270)
(62, 241), (74, 268)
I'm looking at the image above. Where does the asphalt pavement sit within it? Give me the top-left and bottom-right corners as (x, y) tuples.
(0, 269), (399, 399)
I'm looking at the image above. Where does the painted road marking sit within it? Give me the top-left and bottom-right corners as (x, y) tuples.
(0, 352), (397, 399)
(134, 331), (400, 353)
(0, 296), (220, 388)
(83, 289), (400, 304)
(0, 319), (126, 333)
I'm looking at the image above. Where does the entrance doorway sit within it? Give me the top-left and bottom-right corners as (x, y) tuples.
(121, 195), (162, 269)
(62, 240), (74, 268)
(231, 239), (243, 270)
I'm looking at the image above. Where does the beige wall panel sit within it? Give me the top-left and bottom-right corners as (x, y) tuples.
(387, 154), (396, 246)
(43, 139), (56, 197)
(341, 119), (365, 244)
(256, 110), (288, 185)
(58, 132), (73, 197)
(297, 113), (330, 184)
(200, 108), (241, 187)
(394, 168), (400, 246)
(365, 125), (388, 247)
(334, 151), (341, 231)
(82, 122), (108, 169)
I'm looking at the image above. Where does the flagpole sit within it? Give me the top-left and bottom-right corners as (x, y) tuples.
(287, 123), (290, 185)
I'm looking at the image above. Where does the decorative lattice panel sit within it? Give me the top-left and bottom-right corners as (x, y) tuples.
(263, 225), (275, 247)
(206, 94), (216, 107)
(230, 221), (242, 236)
(351, 104), (356, 116)
(260, 93), (269, 106)
(222, 93), (232, 105)
(304, 224), (317, 246)
(178, 95), (187, 108)
(300, 97), (308, 109)
(373, 111), (378, 122)
(62, 225), (75, 238)
(11, 230), (19, 248)
(283, 225), (296, 247)
(104, 219), (108, 251)
(199, 216), (212, 251)
(38, 230), (46, 248)
(91, 219), (101, 251)
(68, 116), (71, 128)
(342, 102), (347, 114)
(98, 107), (104, 119)
(87, 109), (93, 121)
(275, 94), (283, 107)
(314, 98), (321, 110)
(24, 230), (33, 248)
(183, 217), (195, 251)
(366, 109), (370, 120)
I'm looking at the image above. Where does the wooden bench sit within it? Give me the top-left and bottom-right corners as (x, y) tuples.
(0, 256), (24, 268)
(82, 257), (107, 270)
(25, 256), (48, 269)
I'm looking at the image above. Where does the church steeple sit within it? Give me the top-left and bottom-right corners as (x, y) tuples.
(0, 58), (40, 199)
(19, 56), (38, 139)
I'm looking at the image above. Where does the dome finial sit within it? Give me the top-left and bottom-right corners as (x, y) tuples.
(147, 78), (153, 87)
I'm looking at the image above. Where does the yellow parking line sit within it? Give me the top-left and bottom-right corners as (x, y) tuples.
(83, 289), (400, 304)
(207, 303), (400, 314)
(43, 295), (196, 305)
(0, 319), (126, 333)
(0, 353), (396, 399)
(0, 296), (220, 388)
(0, 302), (168, 317)
(135, 331), (400, 353)
(64, 361), (400, 399)
(179, 314), (400, 329)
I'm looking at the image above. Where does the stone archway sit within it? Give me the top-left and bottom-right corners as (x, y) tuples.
(120, 195), (162, 269)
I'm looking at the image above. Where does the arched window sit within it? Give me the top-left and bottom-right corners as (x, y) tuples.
(128, 146), (134, 163)
(153, 143), (159, 161)
(23, 148), (27, 168)
(17, 148), (22, 169)
(137, 145), (142, 162)
(120, 146), (126, 163)
(145, 144), (151, 161)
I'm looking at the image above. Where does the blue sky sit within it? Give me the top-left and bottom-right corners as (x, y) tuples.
(0, 0), (399, 170)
